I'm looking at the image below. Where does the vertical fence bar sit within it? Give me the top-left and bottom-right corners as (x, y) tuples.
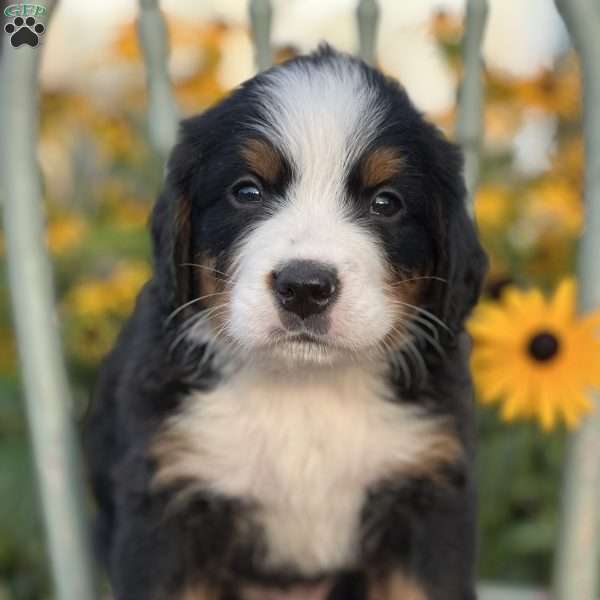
(552, 2), (600, 599)
(456, 0), (489, 214)
(138, 0), (179, 156)
(249, 0), (273, 72)
(356, 0), (380, 65)
(0, 3), (98, 600)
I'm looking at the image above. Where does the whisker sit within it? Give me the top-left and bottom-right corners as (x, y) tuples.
(390, 275), (448, 286)
(389, 302), (442, 342)
(179, 262), (231, 279)
(401, 317), (445, 357)
(379, 336), (412, 388)
(169, 304), (228, 354)
(371, 322), (413, 388)
(169, 313), (205, 354)
(166, 292), (229, 324)
(403, 337), (428, 383)
(186, 309), (235, 367)
(211, 321), (233, 344)
(394, 352), (412, 389)
(409, 313), (442, 341)
(389, 300), (452, 334)
(382, 319), (428, 385)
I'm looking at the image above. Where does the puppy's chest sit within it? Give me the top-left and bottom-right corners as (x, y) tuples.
(154, 368), (456, 574)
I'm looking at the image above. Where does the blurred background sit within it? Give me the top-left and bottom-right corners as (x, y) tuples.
(0, 0), (591, 598)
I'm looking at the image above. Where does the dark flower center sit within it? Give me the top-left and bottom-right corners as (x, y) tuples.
(528, 331), (560, 362)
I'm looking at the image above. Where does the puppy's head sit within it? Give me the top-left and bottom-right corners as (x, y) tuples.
(152, 47), (486, 369)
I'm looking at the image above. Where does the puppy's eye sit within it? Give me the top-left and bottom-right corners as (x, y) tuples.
(370, 191), (405, 219)
(232, 181), (262, 206)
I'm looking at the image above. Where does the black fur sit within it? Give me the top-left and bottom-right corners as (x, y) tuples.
(86, 47), (487, 600)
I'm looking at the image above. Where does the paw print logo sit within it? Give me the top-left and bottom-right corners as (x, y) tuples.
(4, 16), (46, 48)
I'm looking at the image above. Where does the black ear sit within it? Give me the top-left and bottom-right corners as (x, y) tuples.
(425, 129), (488, 336)
(150, 185), (192, 313)
(150, 103), (237, 314)
(150, 131), (198, 313)
(442, 192), (488, 334)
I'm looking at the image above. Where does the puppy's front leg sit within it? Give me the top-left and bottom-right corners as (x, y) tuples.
(361, 463), (476, 600)
(368, 571), (428, 600)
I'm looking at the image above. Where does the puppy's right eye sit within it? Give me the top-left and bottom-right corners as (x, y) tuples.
(231, 181), (262, 206)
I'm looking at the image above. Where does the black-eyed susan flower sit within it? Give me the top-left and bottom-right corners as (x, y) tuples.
(468, 279), (600, 431)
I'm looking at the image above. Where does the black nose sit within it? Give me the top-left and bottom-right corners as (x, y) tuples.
(272, 260), (339, 319)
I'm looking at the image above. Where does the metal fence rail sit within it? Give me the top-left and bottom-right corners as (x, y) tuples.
(249, 0), (273, 71)
(1, 1), (598, 599)
(456, 0), (488, 214)
(138, 0), (179, 156)
(0, 2), (98, 599)
(552, 3), (600, 600)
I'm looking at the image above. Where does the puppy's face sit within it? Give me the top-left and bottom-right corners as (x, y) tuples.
(156, 49), (486, 368)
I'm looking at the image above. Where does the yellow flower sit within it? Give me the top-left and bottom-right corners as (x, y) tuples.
(525, 178), (583, 237)
(112, 200), (150, 230)
(46, 214), (87, 254)
(67, 319), (122, 365)
(109, 18), (227, 111)
(95, 117), (144, 162)
(484, 102), (520, 146)
(66, 280), (113, 317)
(551, 136), (583, 184)
(64, 262), (151, 364)
(469, 279), (600, 431)
(512, 62), (581, 119)
(65, 261), (151, 317)
(430, 10), (463, 45)
(109, 262), (151, 313)
(486, 55), (581, 120)
(474, 184), (512, 231)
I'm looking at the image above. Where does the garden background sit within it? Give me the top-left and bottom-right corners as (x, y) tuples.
(0, 0), (595, 598)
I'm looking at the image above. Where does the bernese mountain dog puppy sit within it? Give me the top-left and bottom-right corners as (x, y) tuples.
(87, 46), (487, 600)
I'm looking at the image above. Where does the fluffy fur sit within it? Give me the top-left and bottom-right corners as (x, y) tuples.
(86, 46), (487, 600)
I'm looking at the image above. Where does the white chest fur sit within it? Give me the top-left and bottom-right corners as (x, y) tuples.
(153, 365), (458, 575)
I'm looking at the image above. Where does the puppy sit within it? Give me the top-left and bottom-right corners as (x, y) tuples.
(87, 46), (487, 600)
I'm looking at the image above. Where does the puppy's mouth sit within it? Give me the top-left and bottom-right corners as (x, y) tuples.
(261, 327), (342, 362)
(271, 329), (333, 348)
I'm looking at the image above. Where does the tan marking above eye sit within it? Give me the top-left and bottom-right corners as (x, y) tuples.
(361, 147), (404, 189)
(240, 138), (282, 184)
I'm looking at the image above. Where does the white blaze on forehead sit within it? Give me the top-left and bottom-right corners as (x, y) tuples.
(253, 56), (387, 195)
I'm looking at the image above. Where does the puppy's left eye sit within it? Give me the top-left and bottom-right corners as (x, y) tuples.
(370, 191), (405, 219)
(231, 180), (263, 206)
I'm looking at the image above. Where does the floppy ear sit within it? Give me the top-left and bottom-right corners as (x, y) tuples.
(150, 185), (193, 313)
(442, 192), (488, 334)
(426, 129), (488, 336)
(150, 131), (198, 313)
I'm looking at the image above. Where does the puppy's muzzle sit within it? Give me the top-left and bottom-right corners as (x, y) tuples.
(272, 260), (338, 320)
